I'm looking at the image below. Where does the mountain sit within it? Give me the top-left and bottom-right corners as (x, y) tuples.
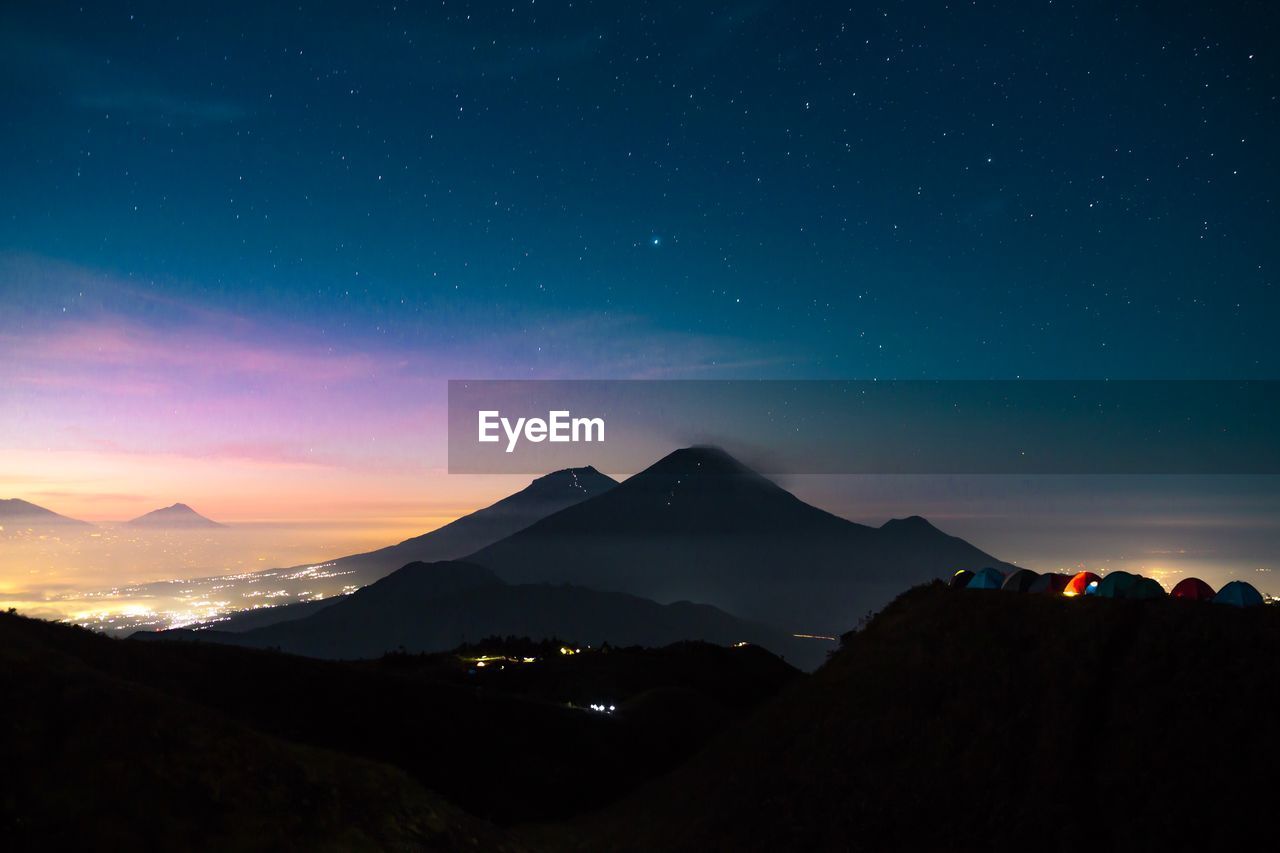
(567, 584), (1280, 852)
(138, 559), (818, 666)
(306, 466), (617, 586)
(465, 446), (1017, 635)
(0, 498), (91, 527)
(126, 502), (225, 528)
(175, 466), (619, 632)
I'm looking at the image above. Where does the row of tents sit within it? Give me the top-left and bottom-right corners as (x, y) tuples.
(951, 567), (1267, 607)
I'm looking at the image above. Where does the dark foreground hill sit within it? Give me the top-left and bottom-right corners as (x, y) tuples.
(8, 585), (1278, 849)
(467, 447), (1016, 634)
(0, 610), (525, 852)
(558, 584), (1280, 852)
(0, 607), (796, 840)
(138, 560), (820, 667)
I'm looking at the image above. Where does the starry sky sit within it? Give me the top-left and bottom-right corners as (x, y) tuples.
(1, 2), (1277, 584)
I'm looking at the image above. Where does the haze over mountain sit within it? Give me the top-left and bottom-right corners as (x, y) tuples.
(0, 498), (91, 527)
(126, 503), (225, 528)
(467, 447), (1018, 634)
(139, 560), (817, 666)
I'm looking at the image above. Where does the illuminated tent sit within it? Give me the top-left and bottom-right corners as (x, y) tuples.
(966, 567), (1007, 590)
(1001, 569), (1040, 593)
(950, 569), (975, 589)
(1028, 573), (1070, 594)
(1063, 571), (1101, 597)
(1126, 577), (1166, 600)
(1095, 571), (1139, 599)
(1212, 580), (1265, 608)
(1170, 577), (1216, 601)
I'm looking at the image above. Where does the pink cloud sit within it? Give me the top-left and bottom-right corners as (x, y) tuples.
(4, 318), (384, 384)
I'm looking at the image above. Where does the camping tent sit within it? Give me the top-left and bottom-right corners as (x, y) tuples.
(1170, 577), (1216, 601)
(1028, 573), (1070, 595)
(1126, 577), (1166, 600)
(967, 567), (1007, 590)
(1063, 571), (1101, 597)
(950, 569), (975, 589)
(1096, 571), (1140, 599)
(1001, 569), (1040, 593)
(1212, 580), (1265, 608)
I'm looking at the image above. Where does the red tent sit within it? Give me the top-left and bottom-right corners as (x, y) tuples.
(1170, 577), (1216, 601)
(1063, 571), (1102, 597)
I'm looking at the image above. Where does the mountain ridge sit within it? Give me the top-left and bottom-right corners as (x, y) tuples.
(137, 559), (819, 666)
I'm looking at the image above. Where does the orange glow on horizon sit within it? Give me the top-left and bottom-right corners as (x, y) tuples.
(0, 447), (533, 526)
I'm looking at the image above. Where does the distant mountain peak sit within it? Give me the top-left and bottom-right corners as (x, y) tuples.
(665, 445), (747, 466)
(516, 466), (618, 501)
(126, 503), (224, 528)
(642, 446), (758, 478)
(512, 466), (622, 504)
(0, 498), (91, 526)
(529, 461), (609, 489)
(879, 515), (939, 533)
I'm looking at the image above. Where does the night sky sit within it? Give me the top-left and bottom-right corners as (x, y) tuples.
(1, 2), (1278, 587)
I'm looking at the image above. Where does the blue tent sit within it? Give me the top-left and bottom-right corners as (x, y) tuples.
(1095, 571), (1139, 599)
(967, 567), (1007, 590)
(1212, 580), (1265, 608)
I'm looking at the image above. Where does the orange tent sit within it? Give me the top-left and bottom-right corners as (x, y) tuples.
(1063, 571), (1102, 597)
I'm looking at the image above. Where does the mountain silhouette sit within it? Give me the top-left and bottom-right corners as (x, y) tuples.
(308, 466), (617, 586)
(126, 503), (225, 528)
(465, 446), (1017, 634)
(0, 498), (91, 527)
(138, 559), (815, 664)
(192, 466), (619, 631)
